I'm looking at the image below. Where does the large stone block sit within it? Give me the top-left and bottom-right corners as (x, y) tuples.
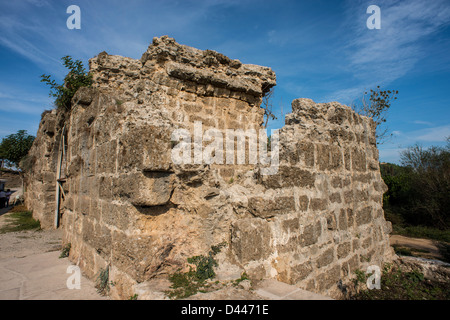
(291, 261), (313, 283)
(81, 218), (112, 258)
(352, 147), (367, 172)
(337, 209), (348, 230)
(316, 248), (335, 268)
(248, 195), (295, 218)
(231, 219), (272, 264)
(101, 201), (130, 231)
(310, 198), (328, 211)
(337, 242), (351, 260)
(111, 230), (178, 283)
(282, 217), (300, 233)
(356, 206), (372, 226)
(260, 166), (316, 189)
(117, 126), (172, 172)
(301, 220), (322, 247)
(282, 142), (315, 167)
(316, 144), (331, 171)
(298, 195), (309, 211)
(316, 265), (341, 292)
(111, 171), (175, 207)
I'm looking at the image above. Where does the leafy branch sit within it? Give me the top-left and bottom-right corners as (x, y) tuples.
(41, 56), (93, 111)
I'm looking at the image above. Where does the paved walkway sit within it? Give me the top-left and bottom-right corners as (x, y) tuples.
(0, 207), (108, 300)
(253, 279), (333, 300)
(0, 251), (107, 300)
(138, 276), (334, 300)
(0, 205), (332, 300)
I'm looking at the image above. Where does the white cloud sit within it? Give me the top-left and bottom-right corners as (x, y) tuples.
(331, 0), (450, 102)
(0, 100), (48, 115)
(379, 147), (406, 164)
(26, 0), (50, 7)
(413, 120), (434, 126)
(380, 124), (450, 163)
(414, 125), (450, 142)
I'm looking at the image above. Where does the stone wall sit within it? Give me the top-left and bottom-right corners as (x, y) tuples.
(24, 36), (394, 299)
(228, 98), (394, 296)
(24, 109), (67, 229)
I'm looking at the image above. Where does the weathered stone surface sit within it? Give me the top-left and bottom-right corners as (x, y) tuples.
(356, 206), (373, 226)
(316, 248), (335, 268)
(291, 261), (314, 283)
(260, 166), (316, 189)
(316, 265), (341, 292)
(310, 198), (327, 211)
(231, 219), (272, 264)
(301, 221), (322, 247)
(337, 242), (351, 259)
(248, 196), (295, 218)
(24, 36), (393, 300)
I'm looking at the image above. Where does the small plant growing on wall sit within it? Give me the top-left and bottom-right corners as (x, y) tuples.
(166, 242), (227, 299)
(59, 243), (71, 258)
(95, 266), (114, 296)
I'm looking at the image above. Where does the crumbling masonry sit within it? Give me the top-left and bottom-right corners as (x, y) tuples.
(24, 36), (394, 299)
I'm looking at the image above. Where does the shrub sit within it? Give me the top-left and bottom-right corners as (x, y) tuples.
(59, 243), (71, 258)
(166, 242), (227, 299)
(95, 267), (113, 296)
(381, 139), (450, 230)
(41, 56), (93, 111)
(349, 264), (449, 300)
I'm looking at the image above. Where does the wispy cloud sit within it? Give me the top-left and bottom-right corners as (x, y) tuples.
(0, 82), (52, 116)
(348, 0), (450, 79)
(380, 124), (450, 163)
(413, 120), (434, 126)
(414, 125), (450, 142)
(0, 100), (48, 115)
(379, 147), (406, 164)
(329, 0), (450, 103)
(391, 124), (449, 143)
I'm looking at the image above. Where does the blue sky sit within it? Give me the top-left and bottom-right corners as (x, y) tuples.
(0, 0), (449, 164)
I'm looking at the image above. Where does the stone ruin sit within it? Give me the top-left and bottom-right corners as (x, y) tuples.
(24, 36), (394, 299)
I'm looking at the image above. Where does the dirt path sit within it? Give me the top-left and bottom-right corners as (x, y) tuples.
(390, 235), (444, 260)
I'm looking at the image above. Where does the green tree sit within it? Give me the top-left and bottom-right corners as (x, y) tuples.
(399, 139), (450, 228)
(41, 56), (92, 111)
(0, 130), (35, 169)
(353, 86), (398, 145)
(381, 163), (412, 208)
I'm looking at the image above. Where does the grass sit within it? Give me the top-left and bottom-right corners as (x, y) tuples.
(232, 272), (250, 287)
(95, 267), (113, 296)
(0, 206), (41, 234)
(349, 263), (450, 300)
(392, 244), (431, 258)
